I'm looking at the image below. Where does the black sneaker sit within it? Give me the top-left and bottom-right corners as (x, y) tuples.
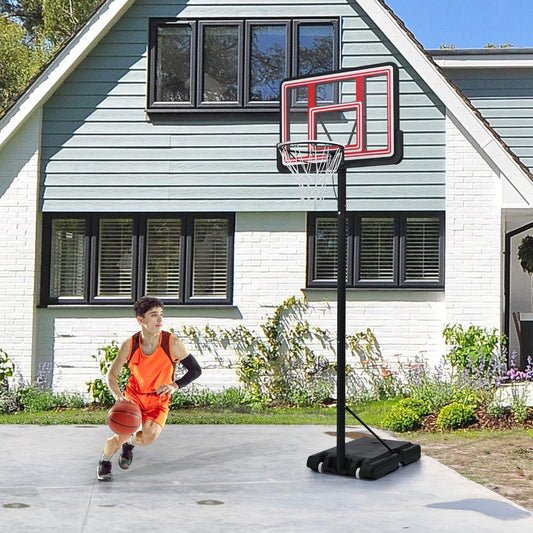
(97, 460), (112, 481)
(118, 443), (134, 470)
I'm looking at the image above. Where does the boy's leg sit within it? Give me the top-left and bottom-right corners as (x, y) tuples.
(118, 419), (163, 470)
(104, 432), (133, 457)
(107, 403), (168, 475)
(131, 400), (168, 446)
(97, 433), (132, 481)
(134, 418), (163, 446)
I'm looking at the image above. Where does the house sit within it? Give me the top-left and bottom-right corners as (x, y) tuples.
(1, 0), (533, 394)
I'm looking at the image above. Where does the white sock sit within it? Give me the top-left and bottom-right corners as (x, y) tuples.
(128, 434), (136, 446)
(101, 453), (112, 462)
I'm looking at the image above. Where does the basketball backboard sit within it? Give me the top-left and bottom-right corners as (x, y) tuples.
(277, 63), (403, 172)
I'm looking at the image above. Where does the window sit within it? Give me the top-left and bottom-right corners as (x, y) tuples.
(308, 213), (444, 289)
(41, 214), (234, 305)
(97, 218), (134, 298)
(49, 218), (88, 299)
(190, 218), (232, 300)
(148, 18), (338, 111)
(145, 218), (182, 297)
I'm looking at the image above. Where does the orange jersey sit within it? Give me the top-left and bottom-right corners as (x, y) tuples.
(125, 332), (175, 395)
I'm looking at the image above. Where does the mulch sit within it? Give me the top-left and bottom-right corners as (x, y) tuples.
(419, 407), (533, 432)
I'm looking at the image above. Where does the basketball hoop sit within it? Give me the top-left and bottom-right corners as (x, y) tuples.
(277, 141), (344, 205)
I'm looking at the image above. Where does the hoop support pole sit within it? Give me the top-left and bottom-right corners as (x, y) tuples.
(336, 166), (347, 473)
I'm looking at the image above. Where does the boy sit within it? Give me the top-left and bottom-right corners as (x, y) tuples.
(97, 296), (201, 481)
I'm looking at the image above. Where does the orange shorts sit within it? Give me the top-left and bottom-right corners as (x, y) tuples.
(124, 389), (172, 429)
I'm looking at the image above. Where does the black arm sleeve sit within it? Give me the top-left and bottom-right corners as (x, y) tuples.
(175, 354), (202, 389)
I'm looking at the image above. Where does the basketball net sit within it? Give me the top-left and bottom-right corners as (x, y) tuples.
(277, 141), (344, 206)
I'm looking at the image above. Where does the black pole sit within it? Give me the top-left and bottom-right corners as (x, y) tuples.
(336, 166), (347, 473)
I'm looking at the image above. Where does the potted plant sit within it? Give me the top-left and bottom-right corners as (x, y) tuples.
(518, 235), (533, 274)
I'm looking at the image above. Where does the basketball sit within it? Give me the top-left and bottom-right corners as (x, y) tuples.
(107, 401), (142, 435)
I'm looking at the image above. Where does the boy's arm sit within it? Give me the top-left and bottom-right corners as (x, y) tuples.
(156, 334), (202, 395)
(174, 353), (202, 389)
(107, 339), (131, 401)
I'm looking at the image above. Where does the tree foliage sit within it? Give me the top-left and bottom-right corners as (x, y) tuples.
(0, 16), (46, 110)
(0, 0), (102, 111)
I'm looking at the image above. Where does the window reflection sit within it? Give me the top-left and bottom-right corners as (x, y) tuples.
(156, 25), (192, 102)
(202, 25), (240, 103)
(249, 24), (287, 101)
(298, 23), (334, 77)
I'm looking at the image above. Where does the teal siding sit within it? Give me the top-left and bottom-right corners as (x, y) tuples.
(446, 67), (533, 171)
(41, 0), (446, 212)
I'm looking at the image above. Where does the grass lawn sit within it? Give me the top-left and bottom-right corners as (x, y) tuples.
(0, 400), (395, 426)
(0, 406), (337, 425)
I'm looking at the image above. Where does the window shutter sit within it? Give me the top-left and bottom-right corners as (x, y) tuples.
(145, 218), (182, 297)
(359, 217), (394, 281)
(50, 219), (86, 299)
(404, 217), (441, 282)
(191, 218), (229, 298)
(97, 218), (134, 298)
(314, 217), (338, 281)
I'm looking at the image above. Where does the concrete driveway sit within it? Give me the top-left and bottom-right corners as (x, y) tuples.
(0, 424), (531, 532)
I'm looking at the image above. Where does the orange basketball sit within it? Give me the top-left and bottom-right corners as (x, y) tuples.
(107, 401), (142, 435)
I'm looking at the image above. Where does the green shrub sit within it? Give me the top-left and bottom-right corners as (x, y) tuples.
(511, 397), (529, 423)
(0, 349), (15, 390)
(396, 397), (431, 417)
(435, 402), (476, 430)
(0, 391), (20, 413)
(213, 386), (247, 408)
(487, 401), (506, 418)
(14, 387), (86, 412)
(453, 387), (485, 410)
(382, 405), (421, 432)
(442, 324), (505, 374)
(171, 388), (211, 408)
(170, 387), (252, 410)
(511, 403), (529, 423)
(86, 340), (130, 406)
(17, 388), (57, 412)
(410, 379), (456, 413)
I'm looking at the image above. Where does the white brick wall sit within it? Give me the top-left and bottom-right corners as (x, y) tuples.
(445, 116), (502, 329)
(42, 211), (447, 393)
(232, 212), (307, 321)
(0, 111), (42, 382)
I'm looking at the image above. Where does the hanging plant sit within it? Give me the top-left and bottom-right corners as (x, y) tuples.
(518, 235), (533, 274)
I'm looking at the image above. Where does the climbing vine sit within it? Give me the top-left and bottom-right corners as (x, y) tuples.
(181, 296), (337, 406)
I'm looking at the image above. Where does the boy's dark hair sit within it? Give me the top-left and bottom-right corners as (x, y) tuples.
(134, 296), (164, 317)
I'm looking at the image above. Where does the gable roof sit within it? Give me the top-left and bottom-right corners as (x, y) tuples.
(1, 0), (532, 204)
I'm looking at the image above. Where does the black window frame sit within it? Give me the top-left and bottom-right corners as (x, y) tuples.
(307, 212), (445, 289)
(147, 17), (339, 112)
(40, 213), (235, 306)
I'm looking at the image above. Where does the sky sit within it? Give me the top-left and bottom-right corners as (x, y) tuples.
(385, 0), (533, 50)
